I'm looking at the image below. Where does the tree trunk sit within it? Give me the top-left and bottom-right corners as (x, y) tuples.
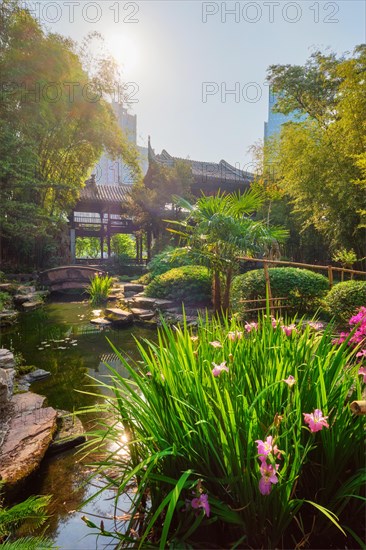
(146, 230), (152, 262)
(222, 266), (233, 314)
(212, 269), (221, 313)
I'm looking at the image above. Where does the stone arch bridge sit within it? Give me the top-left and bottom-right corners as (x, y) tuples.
(38, 266), (105, 292)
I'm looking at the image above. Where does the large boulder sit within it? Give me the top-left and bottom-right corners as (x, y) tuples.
(0, 368), (16, 407)
(0, 283), (18, 295)
(21, 301), (44, 311)
(13, 293), (35, 305)
(123, 283), (144, 293)
(130, 308), (155, 321)
(105, 308), (133, 326)
(90, 317), (112, 326)
(0, 349), (15, 369)
(47, 410), (86, 455)
(0, 392), (57, 490)
(131, 296), (174, 310)
(18, 369), (51, 392)
(0, 311), (18, 327)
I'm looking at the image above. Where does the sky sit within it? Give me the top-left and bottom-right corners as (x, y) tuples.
(27, 0), (366, 168)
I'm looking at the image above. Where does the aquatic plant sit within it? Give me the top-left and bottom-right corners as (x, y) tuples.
(81, 313), (365, 548)
(85, 274), (113, 305)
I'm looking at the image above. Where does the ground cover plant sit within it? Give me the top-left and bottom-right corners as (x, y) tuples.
(0, 493), (52, 549)
(82, 308), (366, 549)
(0, 291), (12, 311)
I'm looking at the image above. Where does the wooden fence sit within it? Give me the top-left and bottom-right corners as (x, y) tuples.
(237, 256), (366, 315)
(238, 256), (366, 289)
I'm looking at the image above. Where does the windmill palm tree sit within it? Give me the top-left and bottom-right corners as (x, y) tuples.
(168, 190), (288, 313)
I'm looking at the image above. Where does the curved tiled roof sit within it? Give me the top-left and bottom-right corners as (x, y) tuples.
(149, 142), (253, 184)
(79, 183), (132, 204)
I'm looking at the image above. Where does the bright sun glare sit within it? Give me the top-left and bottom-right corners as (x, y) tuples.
(106, 34), (140, 74)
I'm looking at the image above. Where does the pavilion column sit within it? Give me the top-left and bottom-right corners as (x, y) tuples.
(107, 235), (111, 258)
(107, 210), (111, 258)
(70, 228), (76, 264)
(100, 234), (104, 260)
(146, 230), (152, 263)
(135, 232), (139, 262)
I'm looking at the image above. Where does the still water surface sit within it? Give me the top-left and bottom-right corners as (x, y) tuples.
(0, 297), (156, 549)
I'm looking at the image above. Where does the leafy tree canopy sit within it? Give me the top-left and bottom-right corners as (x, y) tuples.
(265, 45), (366, 261)
(0, 0), (140, 268)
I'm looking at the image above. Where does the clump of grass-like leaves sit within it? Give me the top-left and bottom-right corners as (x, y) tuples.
(81, 314), (365, 549)
(85, 274), (113, 305)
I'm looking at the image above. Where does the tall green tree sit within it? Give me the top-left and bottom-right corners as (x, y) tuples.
(265, 46), (366, 264)
(0, 1), (139, 269)
(168, 190), (288, 313)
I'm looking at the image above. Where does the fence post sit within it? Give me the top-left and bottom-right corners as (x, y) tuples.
(263, 262), (273, 315)
(328, 266), (334, 288)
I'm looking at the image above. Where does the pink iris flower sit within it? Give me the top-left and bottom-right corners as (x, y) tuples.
(281, 324), (297, 336)
(350, 307), (366, 326)
(256, 436), (281, 460)
(332, 332), (348, 345)
(209, 340), (222, 348)
(245, 322), (258, 333)
(308, 321), (324, 330)
(191, 493), (210, 517)
(258, 462), (279, 495)
(283, 375), (296, 387)
(212, 361), (229, 377)
(227, 331), (243, 341)
(303, 409), (329, 432)
(356, 349), (366, 359)
(358, 366), (366, 383)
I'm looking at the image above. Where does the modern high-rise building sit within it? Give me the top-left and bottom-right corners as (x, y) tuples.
(94, 102), (148, 185)
(264, 88), (306, 140)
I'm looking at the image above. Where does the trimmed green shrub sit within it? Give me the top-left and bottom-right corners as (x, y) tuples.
(324, 280), (366, 322)
(136, 272), (154, 285)
(231, 267), (329, 316)
(145, 266), (211, 304)
(147, 247), (193, 278)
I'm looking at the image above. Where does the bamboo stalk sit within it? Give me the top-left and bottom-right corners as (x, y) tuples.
(328, 266), (334, 288)
(350, 401), (366, 415)
(240, 297), (288, 303)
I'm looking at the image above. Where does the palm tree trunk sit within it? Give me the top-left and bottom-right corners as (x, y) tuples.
(222, 266), (233, 313)
(212, 269), (221, 313)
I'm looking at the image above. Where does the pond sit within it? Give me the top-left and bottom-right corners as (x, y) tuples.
(0, 296), (156, 549)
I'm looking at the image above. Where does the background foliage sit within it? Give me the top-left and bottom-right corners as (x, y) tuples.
(0, 1), (139, 270)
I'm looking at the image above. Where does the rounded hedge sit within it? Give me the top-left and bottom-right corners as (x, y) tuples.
(231, 267), (329, 316)
(324, 280), (366, 322)
(147, 247), (194, 278)
(144, 266), (211, 304)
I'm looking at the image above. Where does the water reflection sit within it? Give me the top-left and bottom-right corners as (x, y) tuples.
(0, 298), (155, 548)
